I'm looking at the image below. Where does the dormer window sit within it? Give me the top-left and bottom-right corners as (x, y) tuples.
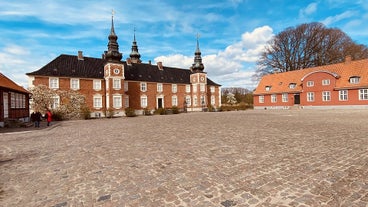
(289, 83), (296, 89)
(349, 76), (360, 84)
(265, 86), (272, 91)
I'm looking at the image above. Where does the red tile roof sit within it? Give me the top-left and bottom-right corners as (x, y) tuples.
(0, 73), (29, 94)
(254, 58), (368, 95)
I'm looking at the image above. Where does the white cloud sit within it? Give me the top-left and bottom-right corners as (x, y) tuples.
(322, 11), (355, 26)
(299, 3), (318, 19)
(153, 26), (274, 89)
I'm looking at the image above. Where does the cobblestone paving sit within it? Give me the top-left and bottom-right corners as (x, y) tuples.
(1, 110), (367, 207)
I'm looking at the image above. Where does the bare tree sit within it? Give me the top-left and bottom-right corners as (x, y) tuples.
(255, 22), (368, 78)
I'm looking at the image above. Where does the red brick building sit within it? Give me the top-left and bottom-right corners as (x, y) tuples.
(26, 17), (221, 117)
(0, 73), (30, 127)
(253, 56), (368, 109)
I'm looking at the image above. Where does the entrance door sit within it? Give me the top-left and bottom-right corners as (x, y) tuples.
(3, 92), (8, 118)
(294, 94), (300, 105)
(157, 98), (163, 108)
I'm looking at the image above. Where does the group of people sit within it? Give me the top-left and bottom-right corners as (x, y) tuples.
(30, 110), (52, 128)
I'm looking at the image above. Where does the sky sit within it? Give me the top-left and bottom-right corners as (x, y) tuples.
(1, 0), (367, 90)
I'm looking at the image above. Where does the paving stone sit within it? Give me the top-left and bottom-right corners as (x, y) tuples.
(0, 110), (367, 206)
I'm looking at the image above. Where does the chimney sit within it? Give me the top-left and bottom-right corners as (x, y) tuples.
(345, 55), (352, 63)
(157, 61), (163, 70)
(78, 51), (84, 60)
(126, 58), (132, 65)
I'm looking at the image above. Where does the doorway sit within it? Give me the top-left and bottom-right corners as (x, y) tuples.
(294, 93), (300, 105)
(157, 98), (163, 108)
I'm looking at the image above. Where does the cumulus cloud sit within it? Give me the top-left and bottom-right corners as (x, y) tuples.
(153, 26), (274, 88)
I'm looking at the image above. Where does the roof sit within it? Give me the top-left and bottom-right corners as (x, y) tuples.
(254, 58), (368, 95)
(0, 73), (29, 94)
(27, 54), (221, 86)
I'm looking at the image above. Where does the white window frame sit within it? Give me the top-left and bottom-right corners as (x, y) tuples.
(307, 81), (314, 87)
(113, 79), (121, 89)
(172, 84), (177, 93)
(124, 96), (129, 108)
(210, 86), (215, 93)
(70, 78), (80, 90)
(140, 82), (147, 92)
(186, 85), (191, 93)
(271, 94), (277, 103)
(359, 89), (368, 100)
(193, 95), (198, 106)
(211, 95), (215, 105)
(140, 95), (148, 108)
(322, 91), (331, 102)
(93, 95), (102, 108)
(339, 90), (348, 101)
(185, 95), (191, 106)
(49, 77), (59, 89)
(307, 92), (314, 102)
(322, 79), (330, 86)
(193, 84), (197, 93)
(51, 95), (60, 109)
(259, 95), (264, 103)
(93, 79), (101, 90)
(200, 84), (205, 92)
(113, 95), (122, 109)
(157, 83), (163, 92)
(124, 82), (129, 92)
(350, 77), (360, 84)
(172, 95), (178, 107)
(282, 93), (288, 102)
(289, 83), (296, 89)
(265, 86), (271, 91)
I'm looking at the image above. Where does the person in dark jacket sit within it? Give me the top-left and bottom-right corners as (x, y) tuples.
(34, 111), (42, 127)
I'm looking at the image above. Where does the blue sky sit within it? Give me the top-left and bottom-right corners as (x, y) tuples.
(1, 0), (367, 89)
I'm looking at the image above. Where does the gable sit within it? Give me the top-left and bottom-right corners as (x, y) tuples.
(0, 73), (29, 94)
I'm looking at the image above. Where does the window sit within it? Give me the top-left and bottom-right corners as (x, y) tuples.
(93, 80), (101, 90)
(172, 95), (178, 106)
(359, 89), (368, 100)
(282, 93), (288, 102)
(265, 86), (271, 91)
(51, 96), (60, 109)
(350, 76), (360, 84)
(322, 79), (330, 86)
(259, 95), (264, 103)
(200, 84), (205, 92)
(211, 95), (215, 105)
(289, 83), (296, 89)
(140, 95), (148, 108)
(124, 96), (129, 108)
(271, 94), (277, 103)
(322, 91), (331, 101)
(193, 95), (198, 106)
(93, 95), (102, 108)
(307, 81), (314, 87)
(193, 85), (197, 93)
(186, 85), (191, 93)
(124, 82), (129, 92)
(339, 90), (348, 101)
(140, 82), (147, 92)
(307, 92), (314, 102)
(210, 86), (215, 93)
(157, 83), (163, 92)
(70, 79), (80, 90)
(49, 78), (59, 89)
(172, 84), (177, 93)
(113, 79), (121, 89)
(185, 95), (191, 106)
(113, 95), (122, 108)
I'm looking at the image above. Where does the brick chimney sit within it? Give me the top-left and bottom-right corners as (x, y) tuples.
(157, 61), (163, 70)
(78, 51), (84, 60)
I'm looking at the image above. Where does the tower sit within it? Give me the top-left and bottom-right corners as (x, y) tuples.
(190, 34), (207, 111)
(103, 11), (125, 115)
(129, 28), (142, 63)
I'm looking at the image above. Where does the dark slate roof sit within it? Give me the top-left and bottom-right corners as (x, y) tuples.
(27, 54), (221, 86)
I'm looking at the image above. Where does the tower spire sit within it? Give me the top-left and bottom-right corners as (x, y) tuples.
(104, 9), (122, 63)
(190, 33), (205, 73)
(130, 27), (141, 63)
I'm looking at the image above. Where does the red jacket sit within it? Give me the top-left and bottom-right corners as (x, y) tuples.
(46, 111), (52, 122)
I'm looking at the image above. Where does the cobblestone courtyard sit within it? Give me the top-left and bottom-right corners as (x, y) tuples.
(1, 110), (367, 207)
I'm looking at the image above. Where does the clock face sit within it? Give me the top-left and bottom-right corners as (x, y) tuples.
(200, 76), (205, 82)
(114, 69), (120, 74)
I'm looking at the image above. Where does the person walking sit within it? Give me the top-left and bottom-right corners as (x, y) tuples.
(34, 111), (42, 127)
(45, 110), (52, 126)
